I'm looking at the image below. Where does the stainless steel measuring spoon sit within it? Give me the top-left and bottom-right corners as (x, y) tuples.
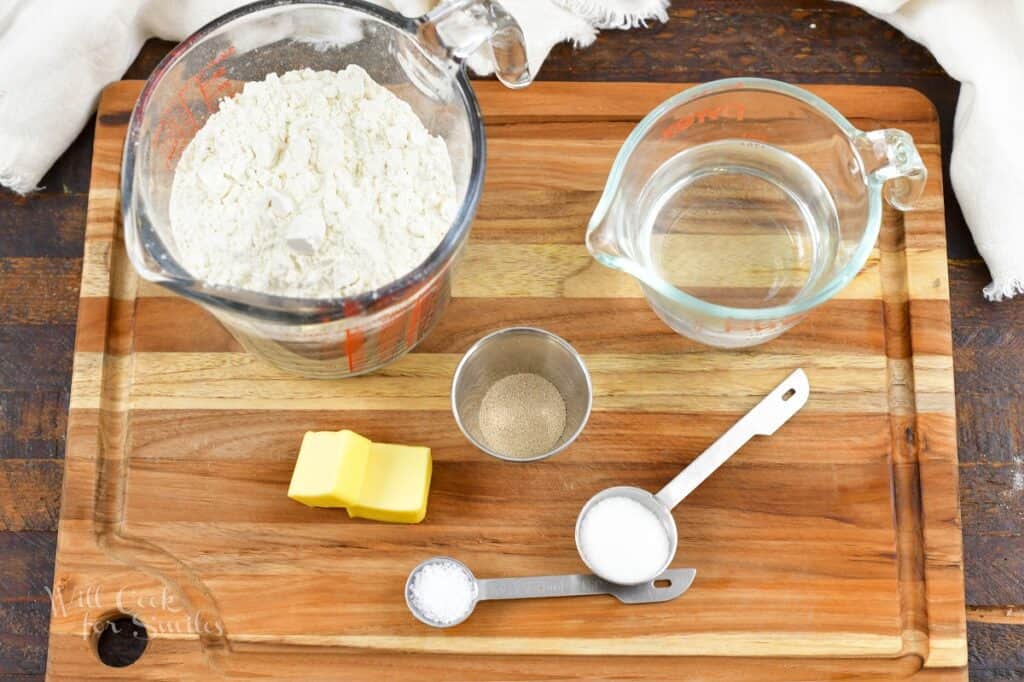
(405, 556), (696, 628)
(575, 368), (810, 585)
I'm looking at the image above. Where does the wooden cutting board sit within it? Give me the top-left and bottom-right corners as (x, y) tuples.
(47, 81), (966, 680)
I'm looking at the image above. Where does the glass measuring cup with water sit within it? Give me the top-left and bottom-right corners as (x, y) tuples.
(587, 79), (927, 348)
(122, 0), (530, 377)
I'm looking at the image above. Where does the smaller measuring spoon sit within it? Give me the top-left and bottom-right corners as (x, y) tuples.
(575, 368), (810, 585)
(405, 556), (696, 628)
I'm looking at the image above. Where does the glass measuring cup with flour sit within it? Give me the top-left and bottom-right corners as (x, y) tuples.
(575, 369), (809, 585)
(587, 79), (928, 348)
(122, 0), (530, 377)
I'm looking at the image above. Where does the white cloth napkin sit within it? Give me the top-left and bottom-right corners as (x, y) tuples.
(1, 0), (1020, 299)
(840, 0), (1024, 299)
(0, 0), (665, 195)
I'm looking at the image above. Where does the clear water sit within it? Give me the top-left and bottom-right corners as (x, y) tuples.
(638, 139), (840, 309)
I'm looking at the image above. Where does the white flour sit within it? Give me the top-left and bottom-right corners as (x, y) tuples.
(169, 66), (456, 298)
(579, 495), (671, 584)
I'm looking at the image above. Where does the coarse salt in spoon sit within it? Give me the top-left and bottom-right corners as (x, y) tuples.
(405, 556), (696, 628)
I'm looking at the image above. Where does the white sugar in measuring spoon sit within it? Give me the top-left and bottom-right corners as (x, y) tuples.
(575, 368), (810, 585)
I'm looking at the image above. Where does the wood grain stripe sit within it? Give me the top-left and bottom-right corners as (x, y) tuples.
(74, 296), (890, 355)
(138, 632), (904, 658)
(82, 240), (951, 303)
(68, 351), (954, 413)
(44, 632), (939, 680)
(72, 296), (957, 358)
(475, 82), (940, 130)
(114, 409), (899, 464)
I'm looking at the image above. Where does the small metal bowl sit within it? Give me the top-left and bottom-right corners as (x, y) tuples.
(451, 327), (592, 462)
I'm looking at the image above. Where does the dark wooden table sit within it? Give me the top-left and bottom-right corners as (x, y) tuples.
(2, 3), (1021, 679)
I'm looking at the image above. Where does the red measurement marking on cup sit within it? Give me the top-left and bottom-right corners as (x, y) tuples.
(405, 295), (426, 349)
(344, 330), (357, 373)
(151, 46), (239, 170)
(342, 300), (367, 374)
(177, 90), (201, 132)
(378, 311), (405, 362)
(659, 103), (746, 140)
(194, 46), (237, 111)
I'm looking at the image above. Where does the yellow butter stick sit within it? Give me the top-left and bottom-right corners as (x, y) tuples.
(287, 430), (431, 524)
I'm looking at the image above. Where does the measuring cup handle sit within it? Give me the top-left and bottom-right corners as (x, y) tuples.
(856, 129), (927, 211)
(477, 574), (608, 601)
(415, 0), (532, 89)
(654, 369), (810, 509)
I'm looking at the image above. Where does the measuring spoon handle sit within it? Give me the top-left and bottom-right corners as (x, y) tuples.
(476, 569), (696, 603)
(477, 574), (608, 601)
(655, 369), (809, 510)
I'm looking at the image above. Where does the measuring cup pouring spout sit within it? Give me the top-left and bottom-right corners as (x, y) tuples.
(586, 78), (928, 349)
